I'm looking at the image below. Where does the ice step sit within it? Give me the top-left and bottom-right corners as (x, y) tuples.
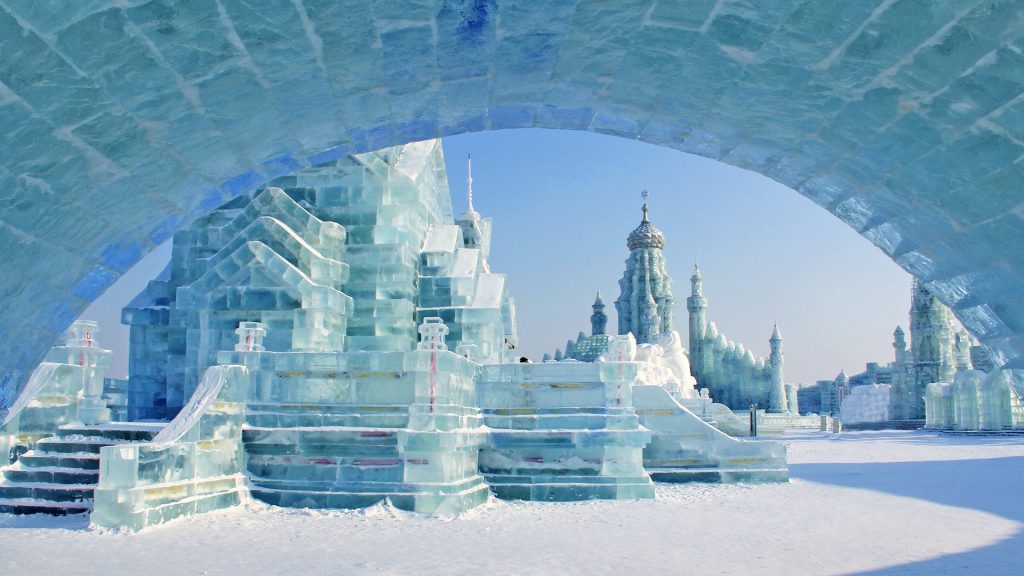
(0, 481), (95, 502)
(0, 498), (91, 516)
(15, 453), (101, 470)
(2, 465), (99, 485)
(646, 467), (790, 483)
(0, 421), (167, 516)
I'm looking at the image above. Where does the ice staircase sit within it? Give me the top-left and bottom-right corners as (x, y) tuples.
(0, 423), (163, 515)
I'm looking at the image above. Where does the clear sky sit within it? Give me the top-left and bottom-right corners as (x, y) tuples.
(81, 128), (913, 385)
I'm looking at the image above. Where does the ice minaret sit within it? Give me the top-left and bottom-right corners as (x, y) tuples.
(687, 265), (707, 379)
(591, 291), (608, 336)
(909, 280), (956, 419)
(767, 324), (787, 413)
(615, 194), (674, 344)
(890, 325), (911, 420)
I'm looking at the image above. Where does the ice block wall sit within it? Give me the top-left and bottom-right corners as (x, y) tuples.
(477, 357), (656, 501)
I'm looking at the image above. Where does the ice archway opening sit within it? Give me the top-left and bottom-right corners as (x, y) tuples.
(1, 0), (1022, 387)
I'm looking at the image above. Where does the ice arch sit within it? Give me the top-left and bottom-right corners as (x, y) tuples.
(0, 1), (1022, 385)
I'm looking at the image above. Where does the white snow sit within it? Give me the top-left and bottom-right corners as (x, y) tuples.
(1, 430), (1022, 575)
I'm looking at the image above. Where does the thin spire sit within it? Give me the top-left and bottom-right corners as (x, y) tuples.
(641, 189), (649, 222)
(466, 153), (475, 213)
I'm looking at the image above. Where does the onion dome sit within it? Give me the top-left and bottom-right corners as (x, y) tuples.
(627, 203), (665, 250)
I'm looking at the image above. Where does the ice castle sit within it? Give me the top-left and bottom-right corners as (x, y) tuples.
(803, 279), (1023, 430)
(558, 202), (794, 415)
(0, 140), (787, 528)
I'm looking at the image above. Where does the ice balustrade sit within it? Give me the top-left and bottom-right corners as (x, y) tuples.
(633, 384), (788, 483)
(0, 321), (112, 465)
(91, 361), (250, 531)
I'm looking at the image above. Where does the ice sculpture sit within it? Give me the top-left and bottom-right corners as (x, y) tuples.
(1, 140), (789, 527)
(478, 337), (656, 501)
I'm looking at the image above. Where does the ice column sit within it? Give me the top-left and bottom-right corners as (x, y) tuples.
(67, 321), (112, 425)
(235, 322), (267, 352)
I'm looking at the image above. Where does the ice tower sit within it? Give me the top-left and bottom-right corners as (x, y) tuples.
(615, 196), (674, 344)
(908, 280), (958, 419)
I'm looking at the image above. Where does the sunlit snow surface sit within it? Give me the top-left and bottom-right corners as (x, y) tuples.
(3, 431), (1022, 576)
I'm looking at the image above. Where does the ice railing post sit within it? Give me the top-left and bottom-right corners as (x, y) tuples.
(68, 320), (112, 426)
(749, 404), (758, 437)
(235, 321), (267, 352)
(418, 317), (448, 412)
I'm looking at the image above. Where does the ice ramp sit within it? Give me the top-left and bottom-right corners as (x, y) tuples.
(633, 385), (788, 483)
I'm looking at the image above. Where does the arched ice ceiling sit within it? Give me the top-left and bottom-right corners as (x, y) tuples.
(0, 0), (1023, 385)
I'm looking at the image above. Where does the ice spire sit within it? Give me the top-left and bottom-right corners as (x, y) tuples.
(466, 154), (476, 214)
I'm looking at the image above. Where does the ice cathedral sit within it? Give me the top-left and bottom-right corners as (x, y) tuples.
(0, 140), (787, 528)
(557, 203), (793, 414)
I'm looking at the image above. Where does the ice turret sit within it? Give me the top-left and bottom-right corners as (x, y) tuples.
(767, 323), (787, 413)
(591, 291), (608, 336)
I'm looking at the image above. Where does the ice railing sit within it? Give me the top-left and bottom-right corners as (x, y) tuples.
(1, 320), (112, 465)
(633, 384), (788, 474)
(91, 363), (250, 531)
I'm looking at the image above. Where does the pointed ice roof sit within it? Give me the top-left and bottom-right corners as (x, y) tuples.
(626, 193), (665, 250)
(691, 263), (701, 278)
(593, 291), (604, 306)
(770, 323), (782, 341)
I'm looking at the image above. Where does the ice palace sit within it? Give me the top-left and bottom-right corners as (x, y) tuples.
(0, 140), (791, 529)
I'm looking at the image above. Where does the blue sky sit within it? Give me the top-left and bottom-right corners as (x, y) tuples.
(81, 128), (912, 385)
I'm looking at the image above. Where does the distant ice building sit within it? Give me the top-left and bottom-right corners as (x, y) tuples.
(687, 266), (789, 413)
(558, 201), (792, 414)
(820, 279), (1001, 422)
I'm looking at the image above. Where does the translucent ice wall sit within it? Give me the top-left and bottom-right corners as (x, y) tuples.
(1, 1), (1024, 413)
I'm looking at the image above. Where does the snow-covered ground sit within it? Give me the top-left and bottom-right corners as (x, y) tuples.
(2, 430), (1022, 575)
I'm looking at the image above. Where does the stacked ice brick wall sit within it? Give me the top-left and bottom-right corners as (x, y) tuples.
(122, 188), (350, 420)
(417, 224), (515, 365)
(274, 141), (453, 353)
(477, 337), (655, 501)
(840, 384), (892, 424)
